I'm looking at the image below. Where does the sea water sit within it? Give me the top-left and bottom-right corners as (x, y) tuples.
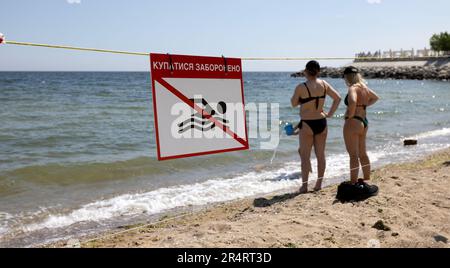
(0, 72), (449, 247)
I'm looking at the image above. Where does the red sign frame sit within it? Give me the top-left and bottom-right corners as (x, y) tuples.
(150, 53), (249, 161)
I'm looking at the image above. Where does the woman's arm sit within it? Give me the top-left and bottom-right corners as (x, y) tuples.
(323, 81), (341, 118)
(291, 84), (302, 108)
(346, 86), (358, 118)
(367, 87), (380, 107)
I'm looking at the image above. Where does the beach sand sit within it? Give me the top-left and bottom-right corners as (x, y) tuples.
(59, 148), (450, 248)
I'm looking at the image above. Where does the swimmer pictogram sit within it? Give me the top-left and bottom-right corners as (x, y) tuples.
(178, 98), (229, 133)
(150, 53), (248, 161)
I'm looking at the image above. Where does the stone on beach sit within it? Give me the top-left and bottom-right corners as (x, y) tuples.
(372, 220), (392, 232)
(404, 139), (418, 146)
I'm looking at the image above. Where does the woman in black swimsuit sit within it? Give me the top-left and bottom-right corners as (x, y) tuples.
(343, 66), (380, 195)
(291, 61), (341, 193)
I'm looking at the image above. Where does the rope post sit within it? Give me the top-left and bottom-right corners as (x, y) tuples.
(222, 55), (228, 75)
(167, 53), (174, 74)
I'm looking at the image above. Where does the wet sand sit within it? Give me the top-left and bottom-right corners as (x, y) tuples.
(57, 148), (450, 248)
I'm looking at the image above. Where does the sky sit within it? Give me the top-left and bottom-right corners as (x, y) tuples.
(0, 0), (449, 71)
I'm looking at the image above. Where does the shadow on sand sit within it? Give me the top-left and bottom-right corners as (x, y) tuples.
(332, 195), (372, 205)
(253, 192), (301, 208)
(254, 171), (302, 207)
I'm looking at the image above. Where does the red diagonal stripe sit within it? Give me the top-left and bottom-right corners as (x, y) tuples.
(156, 78), (248, 147)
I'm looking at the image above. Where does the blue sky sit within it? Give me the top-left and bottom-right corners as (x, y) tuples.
(0, 0), (449, 71)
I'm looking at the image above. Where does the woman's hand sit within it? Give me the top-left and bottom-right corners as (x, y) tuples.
(323, 80), (342, 118)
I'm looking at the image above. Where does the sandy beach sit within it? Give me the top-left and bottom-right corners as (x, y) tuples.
(53, 148), (450, 248)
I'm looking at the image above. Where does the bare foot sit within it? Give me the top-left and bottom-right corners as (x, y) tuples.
(299, 185), (308, 194)
(314, 179), (323, 192)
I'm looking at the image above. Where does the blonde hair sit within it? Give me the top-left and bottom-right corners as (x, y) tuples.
(344, 73), (367, 88)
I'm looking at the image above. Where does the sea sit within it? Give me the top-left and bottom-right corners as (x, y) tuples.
(0, 72), (449, 247)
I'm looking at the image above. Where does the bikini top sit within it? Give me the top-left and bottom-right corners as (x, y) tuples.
(344, 94), (367, 110)
(299, 82), (326, 110)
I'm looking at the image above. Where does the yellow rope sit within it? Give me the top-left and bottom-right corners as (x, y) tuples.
(242, 57), (356, 61)
(5, 40), (149, 56)
(4, 40), (361, 60)
(6, 40), (439, 61)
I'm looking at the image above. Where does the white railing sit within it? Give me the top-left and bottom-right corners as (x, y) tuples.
(355, 48), (447, 59)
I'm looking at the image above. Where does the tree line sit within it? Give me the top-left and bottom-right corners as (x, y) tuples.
(430, 32), (450, 54)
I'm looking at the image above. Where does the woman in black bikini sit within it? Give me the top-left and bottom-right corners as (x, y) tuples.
(291, 61), (341, 193)
(343, 66), (380, 196)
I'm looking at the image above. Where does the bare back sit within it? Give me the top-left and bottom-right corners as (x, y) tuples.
(345, 84), (370, 119)
(296, 79), (327, 120)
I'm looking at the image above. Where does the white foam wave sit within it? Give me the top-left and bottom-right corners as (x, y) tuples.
(408, 128), (450, 140)
(24, 162), (304, 232)
(22, 152), (376, 232)
(0, 212), (13, 237)
(17, 128), (450, 233)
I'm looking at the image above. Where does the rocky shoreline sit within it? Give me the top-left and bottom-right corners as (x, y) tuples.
(291, 64), (450, 81)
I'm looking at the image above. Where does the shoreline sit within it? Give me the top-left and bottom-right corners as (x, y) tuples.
(50, 148), (450, 248)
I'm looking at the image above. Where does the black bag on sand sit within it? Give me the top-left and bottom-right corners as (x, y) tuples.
(336, 181), (379, 202)
(336, 182), (356, 202)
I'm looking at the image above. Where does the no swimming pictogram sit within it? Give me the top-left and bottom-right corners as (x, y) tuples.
(150, 53), (249, 161)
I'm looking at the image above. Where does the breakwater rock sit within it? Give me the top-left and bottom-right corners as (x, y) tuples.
(291, 65), (450, 81)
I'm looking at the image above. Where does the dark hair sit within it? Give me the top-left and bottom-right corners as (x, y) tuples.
(343, 66), (359, 76)
(305, 60), (321, 76)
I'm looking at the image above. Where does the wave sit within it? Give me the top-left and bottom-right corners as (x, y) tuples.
(15, 149), (394, 234)
(22, 160), (306, 232)
(13, 150), (427, 233)
(0, 212), (13, 236)
(3, 127), (450, 243)
(0, 149), (285, 187)
(407, 128), (450, 140)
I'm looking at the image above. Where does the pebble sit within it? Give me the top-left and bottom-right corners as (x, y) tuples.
(372, 220), (392, 231)
(404, 139), (418, 146)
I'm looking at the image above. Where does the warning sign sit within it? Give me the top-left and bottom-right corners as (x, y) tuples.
(150, 53), (249, 161)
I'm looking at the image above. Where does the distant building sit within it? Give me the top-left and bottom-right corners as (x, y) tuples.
(355, 47), (446, 60)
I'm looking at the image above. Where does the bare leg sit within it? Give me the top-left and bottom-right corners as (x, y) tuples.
(359, 127), (371, 181)
(299, 123), (314, 193)
(313, 128), (328, 191)
(344, 120), (364, 184)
